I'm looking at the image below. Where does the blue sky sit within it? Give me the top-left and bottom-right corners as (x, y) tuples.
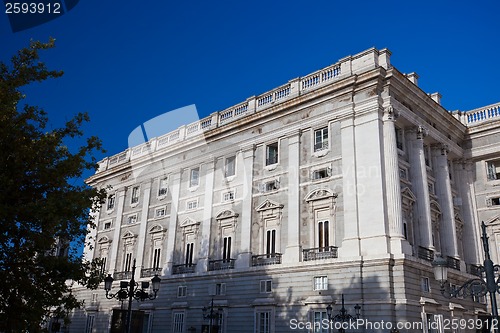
(1, 0), (499, 179)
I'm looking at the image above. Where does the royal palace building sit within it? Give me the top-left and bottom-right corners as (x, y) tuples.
(66, 48), (500, 333)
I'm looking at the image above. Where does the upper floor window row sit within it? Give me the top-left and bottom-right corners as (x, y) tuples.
(487, 159), (500, 181)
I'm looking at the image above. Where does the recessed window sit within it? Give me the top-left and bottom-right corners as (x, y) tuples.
(127, 214), (138, 224)
(215, 283), (226, 295)
(487, 160), (500, 181)
(428, 182), (435, 195)
(266, 142), (279, 166)
(421, 277), (430, 292)
(186, 199), (198, 210)
(395, 126), (404, 150)
(107, 194), (115, 210)
(155, 207), (166, 218)
(424, 145), (431, 167)
(260, 280), (272, 293)
(131, 186), (140, 204)
(177, 286), (187, 298)
(312, 168), (330, 180)
(313, 276), (328, 291)
(158, 178), (168, 196)
(190, 167), (200, 187)
(399, 167), (408, 180)
(222, 190), (235, 202)
(314, 127), (329, 152)
(261, 180), (279, 192)
(103, 221), (112, 230)
(487, 197), (500, 207)
(225, 156), (236, 177)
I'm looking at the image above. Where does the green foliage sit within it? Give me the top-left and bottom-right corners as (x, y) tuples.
(0, 39), (107, 332)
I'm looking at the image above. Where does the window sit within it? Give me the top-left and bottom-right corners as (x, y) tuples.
(142, 313), (152, 333)
(131, 186), (140, 204)
(313, 311), (328, 333)
(266, 142), (279, 165)
(158, 178), (168, 196)
(318, 221), (329, 249)
(155, 207), (166, 218)
(222, 236), (232, 261)
(152, 248), (161, 270)
(172, 312), (184, 333)
(260, 280), (272, 293)
(127, 214), (137, 224)
(222, 190), (235, 202)
(107, 194), (115, 210)
(314, 127), (329, 152)
(312, 168), (330, 180)
(216, 283), (226, 295)
(190, 167), (200, 187)
(424, 145), (431, 167)
(186, 199), (198, 210)
(421, 277), (430, 292)
(428, 182), (435, 195)
(103, 221), (112, 230)
(399, 167), (408, 180)
(85, 314), (95, 333)
(100, 257), (107, 274)
(487, 197), (500, 207)
(124, 252), (133, 272)
(313, 276), (328, 291)
(266, 230), (276, 255)
(225, 156), (236, 177)
(262, 180), (279, 192)
(395, 126), (404, 150)
(185, 242), (194, 266)
(177, 286), (187, 298)
(487, 160), (500, 180)
(256, 311), (271, 333)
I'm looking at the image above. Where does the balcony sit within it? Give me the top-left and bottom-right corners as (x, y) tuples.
(467, 264), (483, 277)
(417, 246), (434, 262)
(208, 259), (235, 271)
(252, 253), (282, 266)
(447, 256), (461, 271)
(141, 268), (162, 278)
(172, 264), (196, 275)
(113, 271), (132, 280)
(302, 246), (338, 261)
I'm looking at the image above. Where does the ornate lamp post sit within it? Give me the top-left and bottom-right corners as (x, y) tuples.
(104, 259), (161, 333)
(326, 294), (361, 333)
(203, 298), (223, 333)
(432, 222), (499, 332)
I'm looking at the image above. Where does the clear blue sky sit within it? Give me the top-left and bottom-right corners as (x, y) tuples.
(1, 0), (499, 179)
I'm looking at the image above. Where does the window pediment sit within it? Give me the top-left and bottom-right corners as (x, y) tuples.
(256, 199), (284, 212)
(216, 209), (239, 220)
(180, 217), (200, 228)
(305, 188), (337, 202)
(97, 236), (111, 244)
(122, 231), (136, 239)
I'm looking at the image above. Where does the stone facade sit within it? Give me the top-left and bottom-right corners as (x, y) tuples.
(66, 48), (500, 333)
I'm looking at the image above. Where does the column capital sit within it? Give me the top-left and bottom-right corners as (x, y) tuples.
(431, 143), (449, 156)
(383, 105), (400, 121)
(406, 125), (428, 140)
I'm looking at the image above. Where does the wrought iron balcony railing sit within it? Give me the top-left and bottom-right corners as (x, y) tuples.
(447, 256), (461, 271)
(467, 264), (483, 277)
(113, 271), (133, 280)
(417, 246), (434, 262)
(251, 253), (282, 266)
(172, 264), (196, 275)
(141, 268), (162, 278)
(208, 259), (235, 271)
(302, 246), (338, 261)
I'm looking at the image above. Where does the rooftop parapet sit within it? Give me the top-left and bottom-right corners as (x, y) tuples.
(95, 48), (392, 174)
(453, 102), (500, 127)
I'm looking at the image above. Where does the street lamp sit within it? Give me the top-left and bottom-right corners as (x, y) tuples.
(104, 259), (161, 333)
(432, 222), (499, 331)
(202, 298), (223, 333)
(326, 294), (361, 333)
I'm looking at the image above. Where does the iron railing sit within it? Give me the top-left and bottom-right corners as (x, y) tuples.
(172, 264), (196, 275)
(302, 246), (338, 261)
(251, 253), (282, 266)
(208, 259), (235, 271)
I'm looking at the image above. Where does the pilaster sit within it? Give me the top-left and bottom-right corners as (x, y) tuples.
(135, 181), (152, 272)
(108, 188), (126, 273)
(197, 160), (215, 273)
(164, 172), (181, 275)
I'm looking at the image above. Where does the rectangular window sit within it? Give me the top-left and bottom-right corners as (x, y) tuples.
(124, 252), (132, 272)
(312, 168), (330, 180)
(152, 248), (161, 270)
(399, 167), (408, 180)
(155, 207), (166, 218)
(177, 286), (187, 298)
(487, 160), (500, 181)
(85, 314), (95, 333)
(225, 156), (236, 177)
(172, 312), (184, 333)
(262, 180), (279, 192)
(222, 236), (232, 261)
(185, 242), (194, 266)
(313, 276), (328, 291)
(131, 186), (140, 204)
(318, 221), (329, 249)
(127, 214), (137, 224)
(103, 221), (112, 230)
(256, 311), (271, 333)
(222, 190), (235, 202)
(424, 145), (431, 167)
(266, 230), (276, 255)
(158, 178), (168, 196)
(428, 182), (435, 195)
(216, 283), (226, 295)
(313, 311), (328, 333)
(314, 127), (329, 152)
(266, 142), (279, 165)
(395, 126), (404, 150)
(186, 199), (198, 210)
(421, 277), (430, 292)
(190, 167), (200, 187)
(107, 194), (115, 210)
(100, 257), (107, 274)
(260, 280), (272, 293)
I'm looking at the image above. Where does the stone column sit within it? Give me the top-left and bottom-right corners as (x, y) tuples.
(135, 181), (152, 273)
(432, 145), (458, 258)
(236, 145), (255, 268)
(108, 188), (126, 273)
(407, 126), (434, 251)
(283, 131), (301, 263)
(164, 171), (181, 275)
(197, 160), (215, 273)
(83, 209), (99, 262)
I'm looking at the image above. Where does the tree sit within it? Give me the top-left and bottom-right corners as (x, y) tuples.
(0, 39), (107, 332)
